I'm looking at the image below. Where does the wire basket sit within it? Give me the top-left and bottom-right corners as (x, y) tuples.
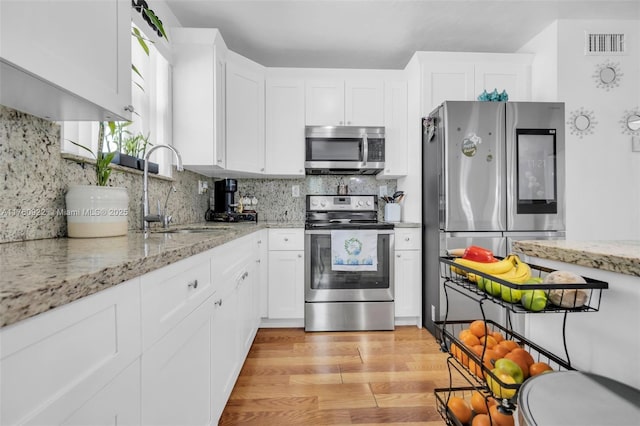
(439, 256), (608, 313)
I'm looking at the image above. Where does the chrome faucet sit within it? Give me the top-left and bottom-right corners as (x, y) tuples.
(142, 145), (184, 231)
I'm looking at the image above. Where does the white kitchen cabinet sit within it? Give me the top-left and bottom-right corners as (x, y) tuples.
(257, 230), (269, 318)
(305, 79), (384, 126)
(420, 53), (532, 114)
(379, 80), (409, 178)
(226, 51), (266, 174)
(0, 0), (132, 121)
(62, 360), (140, 426)
(265, 78), (306, 176)
(210, 232), (261, 423)
(267, 229), (305, 319)
(394, 228), (422, 321)
(140, 250), (214, 351)
(172, 28), (227, 174)
(0, 278), (141, 426)
(140, 250), (214, 426)
(141, 297), (213, 426)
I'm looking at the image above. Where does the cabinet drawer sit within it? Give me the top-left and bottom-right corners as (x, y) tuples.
(268, 228), (304, 251)
(395, 228), (422, 250)
(212, 232), (258, 297)
(141, 251), (213, 351)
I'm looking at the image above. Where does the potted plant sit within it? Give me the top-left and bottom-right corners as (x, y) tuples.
(65, 122), (129, 238)
(105, 121), (139, 169)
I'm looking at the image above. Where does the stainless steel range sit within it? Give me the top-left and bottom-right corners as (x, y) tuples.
(304, 195), (395, 331)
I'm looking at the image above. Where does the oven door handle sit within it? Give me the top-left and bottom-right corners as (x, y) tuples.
(362, 132), (368, 165)
(305, 229), (395, 235)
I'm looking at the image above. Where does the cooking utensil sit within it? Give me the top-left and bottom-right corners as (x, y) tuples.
(337, 178), (348, 195)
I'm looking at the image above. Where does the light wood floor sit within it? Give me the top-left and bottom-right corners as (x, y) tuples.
(220, 326), (465, 425)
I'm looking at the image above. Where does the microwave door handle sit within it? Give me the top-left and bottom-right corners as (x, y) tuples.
(362, 133), (368, 165)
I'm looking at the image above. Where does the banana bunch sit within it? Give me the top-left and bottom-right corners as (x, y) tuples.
(453, 254), (532, 284)
(452, 255), (517, 282)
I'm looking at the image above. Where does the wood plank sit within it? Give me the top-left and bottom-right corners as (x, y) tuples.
(222, 326), (455, 424)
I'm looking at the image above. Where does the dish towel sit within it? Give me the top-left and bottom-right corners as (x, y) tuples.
(331, 230), (378, 271)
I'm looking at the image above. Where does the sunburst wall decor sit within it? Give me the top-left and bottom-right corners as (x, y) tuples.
(567, 108), (597, 138)
(620, 108), (640, 136)
(593, 60), (623, 91)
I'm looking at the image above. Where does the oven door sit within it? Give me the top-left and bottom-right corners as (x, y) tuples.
(304, 229), (394, 302)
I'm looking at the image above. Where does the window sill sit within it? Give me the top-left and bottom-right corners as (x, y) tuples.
(61, 153), (173, 182)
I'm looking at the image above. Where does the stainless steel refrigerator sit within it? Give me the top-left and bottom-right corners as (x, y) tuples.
(422, 101), (565, 334)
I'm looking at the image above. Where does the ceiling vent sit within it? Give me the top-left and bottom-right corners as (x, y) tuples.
(585, 32), (626, 55)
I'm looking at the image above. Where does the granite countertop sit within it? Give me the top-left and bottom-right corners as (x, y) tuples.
(0, 222), (306, 328)
(513, 240), (640, 277)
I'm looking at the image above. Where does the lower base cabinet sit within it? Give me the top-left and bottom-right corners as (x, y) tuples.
(63, 359), (141, 426)
(141, 298), (214, 426)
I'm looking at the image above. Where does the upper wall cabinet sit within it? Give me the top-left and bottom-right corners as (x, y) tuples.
(265, 78), (305, 176)
(379, 80), (408, 178)
(0, 0), (132, 121)
(172, 28), (228, 176)
(420, 52), (532, 115)
(305, 79), (384, 126)
(226, 51), (266, 175)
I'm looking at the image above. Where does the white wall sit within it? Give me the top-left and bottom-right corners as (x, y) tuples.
(520, 19), (640, 240)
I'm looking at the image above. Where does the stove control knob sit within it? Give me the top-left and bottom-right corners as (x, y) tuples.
(311, 200), (318, 207)
(320, 201), (327, 207)
(366, 200), (372, 206)
(357, 201), (364, 207)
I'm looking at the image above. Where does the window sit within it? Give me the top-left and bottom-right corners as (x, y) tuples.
(61, 22), (173, 177)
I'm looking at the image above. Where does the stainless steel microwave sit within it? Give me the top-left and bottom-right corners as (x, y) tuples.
(304, 126), (385, 175)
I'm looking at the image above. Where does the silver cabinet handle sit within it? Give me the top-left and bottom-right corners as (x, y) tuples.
(297, 254), (302, 258)
(256, 259), (261, 263)
(124, 104), (135, 113)
(405, 237), (410, 241)
(396, 254), (401, 258)
(284, 238), (289, 242)
(188, 280), (198, 289)
(214, 299), (222, 307)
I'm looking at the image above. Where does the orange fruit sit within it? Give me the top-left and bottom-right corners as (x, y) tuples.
(469, 320), (487, 337)
(481, 349), (500, 370)
(472, 413), (492, 426)
(447, 396), (472, 424)
(510, 348), (535, 366)
(461, 333), (481, 347)
(492, 344), (511, 359)
(505, 350), (530, 378)
(491, 331), (505, 343)
(470, 391), (490, 415)
(479, 335), (498, 349)
(529, 362), (553, 376)
(459, 328), (473, 340)
(489, 404), (515, 426)
(497, 340), (520, 353)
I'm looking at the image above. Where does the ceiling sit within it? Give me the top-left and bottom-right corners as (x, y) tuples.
(165, 0), (640, 69)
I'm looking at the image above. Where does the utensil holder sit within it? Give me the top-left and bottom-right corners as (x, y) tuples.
(384, 204), (401, 223)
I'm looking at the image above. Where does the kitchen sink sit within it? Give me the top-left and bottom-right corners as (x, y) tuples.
(152, 226), (232, 234)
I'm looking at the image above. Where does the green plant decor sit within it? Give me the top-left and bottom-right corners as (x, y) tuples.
(67, 122), (115, 186)
(123, 131), (152, 158)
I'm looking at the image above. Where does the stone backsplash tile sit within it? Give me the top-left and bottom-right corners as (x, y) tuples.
(0, 106), (213, 243)
(1, 106), (398, 242)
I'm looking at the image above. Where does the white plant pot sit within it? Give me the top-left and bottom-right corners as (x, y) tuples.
(65, 185), (129, 238)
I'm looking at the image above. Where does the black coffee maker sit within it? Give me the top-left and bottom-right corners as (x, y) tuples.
(206, 179), (258, 222)
(213, 178), (237, 213)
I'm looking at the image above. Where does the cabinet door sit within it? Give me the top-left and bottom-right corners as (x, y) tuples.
(142, 297), (213, 426)
(226, 54), (265, 174)
(0, 0), (131, 121)
(172, 28), (227, 170)
(62, 360), (140, 426)
(305, 79), (345, 125)
(394, 249), (421, 317)
(265, 79), (306, 176)
(380, 80), (408, 177)
(237, 260), (258, 356)
(268, 251), (305, 319)
(257, 232), (269, 318)
(475, 62), (531, 101)
(422, 62), (475, 114)
(0, 279), (140, 426)
(211, 288), (239, 423)
(345, 79), (384, 126)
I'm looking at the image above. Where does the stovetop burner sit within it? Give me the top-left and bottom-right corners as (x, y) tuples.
(206, 210), (258, 223)
(305, 194), (392, 229)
